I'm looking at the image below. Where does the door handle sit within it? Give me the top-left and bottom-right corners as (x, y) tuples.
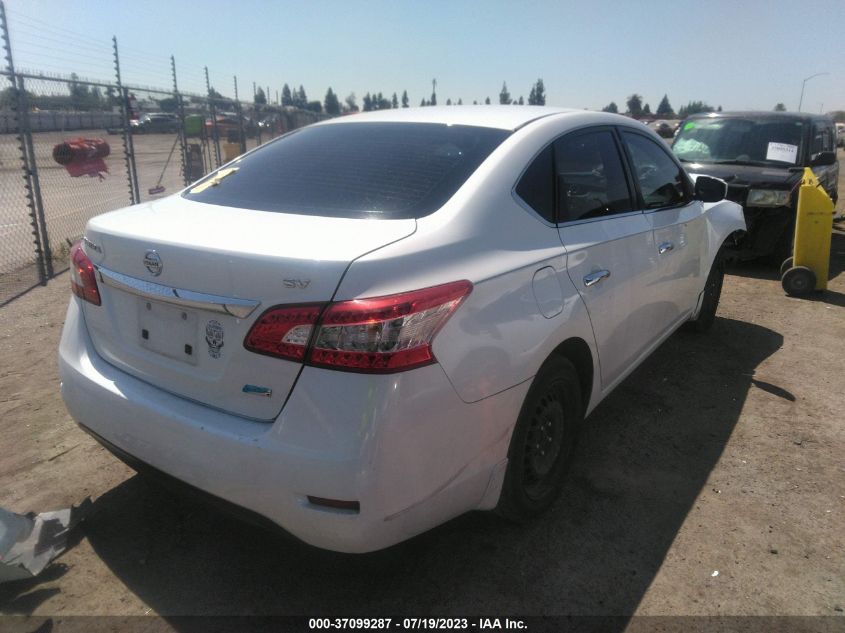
(658, 241), (674, 255)
(583, 270), (611, 287)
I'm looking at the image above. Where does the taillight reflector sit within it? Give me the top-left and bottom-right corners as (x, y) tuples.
(243, 304), (323, 361)
(69, 242), (101, 306)
(243, 280), (472, 374)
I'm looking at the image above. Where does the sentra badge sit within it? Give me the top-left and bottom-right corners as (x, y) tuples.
(143, 250), (162, 276)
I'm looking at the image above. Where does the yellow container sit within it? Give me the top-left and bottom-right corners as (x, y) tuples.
(792, 168), (834, 291)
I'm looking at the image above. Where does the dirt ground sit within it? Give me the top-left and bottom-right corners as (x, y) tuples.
(1, 168), (844, 625)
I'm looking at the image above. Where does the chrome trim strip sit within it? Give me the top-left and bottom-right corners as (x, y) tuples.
(96, 266), (261, 319)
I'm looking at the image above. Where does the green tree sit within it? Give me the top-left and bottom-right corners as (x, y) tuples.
(324, 87), (340, 115)
(457, 98), (463, 105)
(392, 92), (399, 108)
(281, 84), (293, 107)
(499, 82), (511, 105)
(677, 101), (714, 117)
(306, 101), (323, 113)
(254, 87), (267, 105)
(362, 93), (373, 112)
(643, 103), (651, 115)
(626, 94), (643, 117)
(528, 78), (545, 105)
(656, 94), (673, 116)
(485, 96), (491, 105)
(430, 91), (437, 106)
(376, 92), (391, 109)
(344, 92), (358, 112)
(420, 98), (427, 106)
(602, 101), (618, 113)
(517, 96), (524, 105)
(446, 98), (452, 105)
(157, 97), (178, 112)
(401, 90), (409, 108)
(295, 85), (308, 108)
(774, 103), (786, 111)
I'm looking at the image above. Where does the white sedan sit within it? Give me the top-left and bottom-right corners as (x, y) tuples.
(59, 107), (744, 552)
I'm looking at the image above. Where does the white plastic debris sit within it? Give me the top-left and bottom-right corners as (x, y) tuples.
(711, 570), (720, 577)
(0, 499), (91, 583)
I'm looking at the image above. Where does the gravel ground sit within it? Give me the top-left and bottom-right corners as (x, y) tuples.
(0, 179), (843, 625)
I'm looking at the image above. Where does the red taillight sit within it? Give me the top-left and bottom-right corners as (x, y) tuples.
(69, 242), (101, 306)
(243, 304), (323, 361)
(310, 280), (472, 373)
(243, 280), (472, 373)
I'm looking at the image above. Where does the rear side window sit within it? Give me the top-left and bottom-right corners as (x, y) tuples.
(622, 131), (690, 209)
(183, 122), (510, 219)
(811, 124), (834, 154)
(515, 145), (555, 222)
(555, 130), (633, 222)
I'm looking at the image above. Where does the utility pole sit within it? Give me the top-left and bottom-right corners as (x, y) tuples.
(798, 72), (828, 112)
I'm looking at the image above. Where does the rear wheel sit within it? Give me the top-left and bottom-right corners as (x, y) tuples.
(496, 357), (583, 521)
(780, 257), (794, 278)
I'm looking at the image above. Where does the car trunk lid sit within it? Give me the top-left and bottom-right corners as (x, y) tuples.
(80, 196), (416, 421)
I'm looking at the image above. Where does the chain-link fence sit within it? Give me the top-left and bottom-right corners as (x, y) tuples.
(0, 70), (46, 302)
(0, 0), (327, 305)
(21, 75), (133, 277)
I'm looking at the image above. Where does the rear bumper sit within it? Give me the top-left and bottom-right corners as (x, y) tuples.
(59, 298), (527, 552)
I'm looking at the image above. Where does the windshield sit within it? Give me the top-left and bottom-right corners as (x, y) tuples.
(183, 122), (510, 219)
(672, 117), (804, 166)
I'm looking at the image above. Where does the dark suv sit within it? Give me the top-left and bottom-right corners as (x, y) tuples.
(672, 111), (838, 260)
(134, 113), (180, 134)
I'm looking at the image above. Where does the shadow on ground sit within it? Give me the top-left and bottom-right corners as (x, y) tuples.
(1, 317), (784, 626)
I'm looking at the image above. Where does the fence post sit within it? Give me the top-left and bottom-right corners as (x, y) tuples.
(205, 66), (222, 168)
(16, 76), (52, 279)
(1, 0), (50, 283)
(112, 36), (139, 205)
(234, 75), (246, 155)
(171, 55), (189, 187)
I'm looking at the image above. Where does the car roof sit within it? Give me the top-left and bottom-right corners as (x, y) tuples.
(317, 105), (583, 131)
(685, 110), (833, 123)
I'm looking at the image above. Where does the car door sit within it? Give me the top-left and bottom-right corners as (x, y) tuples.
(554, 127), (662, 390)
(620, 129), (706, 329)
(809, 121), (838, 200)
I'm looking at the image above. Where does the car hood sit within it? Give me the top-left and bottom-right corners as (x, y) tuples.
(682, 162), (800, 189)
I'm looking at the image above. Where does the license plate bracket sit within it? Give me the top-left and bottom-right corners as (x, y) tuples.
(138, 299), (199, 365)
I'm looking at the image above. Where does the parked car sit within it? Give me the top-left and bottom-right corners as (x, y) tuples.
(205, 112), (256, 140)
(650, 120), (677, 138)
(60, 107), (743, 553)
(133, 112), (180, 134)
(673, 111), (838, 261)
(836, 122), (845, 148)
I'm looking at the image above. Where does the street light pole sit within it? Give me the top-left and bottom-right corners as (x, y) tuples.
(798, 72), (829, 112)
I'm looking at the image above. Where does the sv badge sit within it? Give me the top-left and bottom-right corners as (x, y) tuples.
(283, 278), (310, 289)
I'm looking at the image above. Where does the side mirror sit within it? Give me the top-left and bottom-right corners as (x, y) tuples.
(694, 175), (728, 202)
(810, 151), (836, 167)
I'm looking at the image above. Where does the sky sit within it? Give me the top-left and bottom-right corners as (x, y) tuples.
(4, 0), (845, 113)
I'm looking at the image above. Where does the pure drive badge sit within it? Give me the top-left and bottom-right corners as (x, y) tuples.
(205, 320), (224, 358)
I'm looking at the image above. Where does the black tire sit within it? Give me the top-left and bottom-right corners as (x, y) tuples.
(780, 257), (794, 278)
(684, 250), (725, 333)
(496, 356), (583, 521)
(781, 266), (816, 296)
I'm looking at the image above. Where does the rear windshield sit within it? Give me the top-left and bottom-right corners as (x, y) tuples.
(673, 116), (805, 166)
(183, 122), (510, 219)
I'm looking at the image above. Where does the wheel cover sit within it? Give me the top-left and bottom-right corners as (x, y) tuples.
(523, 387), (566, 500)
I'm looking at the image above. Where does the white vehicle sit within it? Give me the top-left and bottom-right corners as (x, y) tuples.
(59, 107), (744, 552)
